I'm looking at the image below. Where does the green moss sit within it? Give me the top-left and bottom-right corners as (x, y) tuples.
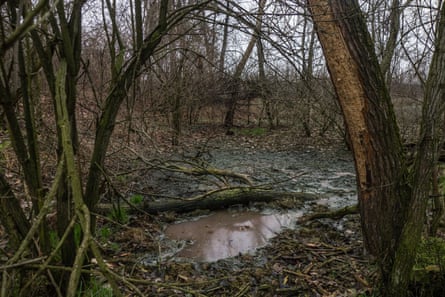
(414, 237), (445, 270)
(74, 223), (82, 246)
(0, 140), (11, 151)
(115, 174), (128, 183)
(411, 236), (445, 295)
(238, 127), (267, 136)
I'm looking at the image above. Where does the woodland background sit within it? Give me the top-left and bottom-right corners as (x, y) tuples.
(0, 0), (443, 296)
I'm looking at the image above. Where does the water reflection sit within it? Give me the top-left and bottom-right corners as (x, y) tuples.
(165, 210), (302, 262)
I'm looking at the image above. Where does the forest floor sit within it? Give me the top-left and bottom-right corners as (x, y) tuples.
(92, 126), (380, 296)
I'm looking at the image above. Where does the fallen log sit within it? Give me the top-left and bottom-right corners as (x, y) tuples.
(94, 187), (319, 215)
(96, 188), (318, 215)
(142, 188), (318, 214)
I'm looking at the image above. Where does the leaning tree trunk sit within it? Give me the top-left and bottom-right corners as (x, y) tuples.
(223, 0), (266, 128)
(308, 0), (445, 295)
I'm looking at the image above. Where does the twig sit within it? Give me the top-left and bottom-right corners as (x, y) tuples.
(0, 257), (46, 270)
(96, 163), (155, 219)
(129, 147), (253, 185)
(282, 269), (307, 278)
(234, 283), (250, 297)
(354, 273), (370, 287)
(180, 185), (255, 201)
(89, 240), (125, 297)
(21, 215), (78, 294)
(47, 269), (64, 297)
(318, 257), (338, 268)
(6, 159), (65, 264)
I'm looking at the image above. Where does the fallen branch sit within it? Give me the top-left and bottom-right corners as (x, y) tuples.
(298, 204), (358, 223)
(129, 148), (253, 185)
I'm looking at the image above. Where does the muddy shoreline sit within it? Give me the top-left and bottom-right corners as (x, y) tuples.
(97, 138), (375, 296)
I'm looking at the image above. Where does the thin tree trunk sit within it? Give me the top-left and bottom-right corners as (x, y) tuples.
(219, 0), (230, 73)
(301, 13), (316, 137)
(53, 0), (85, 268)
(224, 0), (267, 128)
(0, 3), (50, 255)
(0, 173), (30, 249)
(257, 31), (273, 129)
(379, 0), (414, 87)
(379, 0), (401, 85)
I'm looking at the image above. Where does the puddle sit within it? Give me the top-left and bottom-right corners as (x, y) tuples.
(165, 210), (303, 262)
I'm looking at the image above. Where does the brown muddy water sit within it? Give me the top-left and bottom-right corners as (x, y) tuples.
(165, 210), (303, 262)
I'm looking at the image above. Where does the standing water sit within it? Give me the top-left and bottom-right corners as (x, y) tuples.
(165, 210), (303, 262)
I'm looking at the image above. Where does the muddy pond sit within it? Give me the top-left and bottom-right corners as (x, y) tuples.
(165, 210), (303, 262)
(145, 147), (357, 263)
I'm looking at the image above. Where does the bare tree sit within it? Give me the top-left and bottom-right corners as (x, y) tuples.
(223, 0), (267, 129)
(0, 0), (213, 295)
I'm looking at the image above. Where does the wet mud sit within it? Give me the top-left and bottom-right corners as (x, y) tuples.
(152, 147), (357, 262)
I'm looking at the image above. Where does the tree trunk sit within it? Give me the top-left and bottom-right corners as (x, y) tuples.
(379, 0), (401, 86)
(430, 164), (444, 235)
(0, 173), (30, 249)
(257, 33), (274, 129)
(307, 1), (435, 295)
(84, 0), (171, 221)
(218, 0), (230, 72)
(223, 0), (266, 128)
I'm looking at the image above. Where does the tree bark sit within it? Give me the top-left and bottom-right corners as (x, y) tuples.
(218, 0), (230, 72)
(0, 173), (30, 249)
(308, 1), (418, 295)
(310, 0), (445, 295)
